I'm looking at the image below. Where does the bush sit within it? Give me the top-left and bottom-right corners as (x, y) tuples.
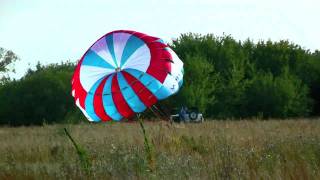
(0, 62), (82, 125)
(173, 54), (218, 114)
(244, 69), (311, 118)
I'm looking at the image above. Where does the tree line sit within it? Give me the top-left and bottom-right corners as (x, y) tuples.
(0, 33), (319, 125)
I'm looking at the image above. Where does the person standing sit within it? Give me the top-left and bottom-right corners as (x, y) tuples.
(179, 106), (186, 122)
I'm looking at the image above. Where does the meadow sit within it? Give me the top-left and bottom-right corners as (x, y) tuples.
(1, 119), (320, 179)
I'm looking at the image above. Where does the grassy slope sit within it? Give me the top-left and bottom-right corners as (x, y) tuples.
(0, 120), (320, 179)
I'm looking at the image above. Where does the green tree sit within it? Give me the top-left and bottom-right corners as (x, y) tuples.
(0, 62), (83, 125)
(244, 69), (311, 118)
(293, 50), (320, 115)
(0, 47), (19, 83)
(170, 33), (315, 118)
(176, 54), (218, 114)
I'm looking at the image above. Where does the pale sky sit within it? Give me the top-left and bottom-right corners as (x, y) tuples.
(1, 0), (319, 78)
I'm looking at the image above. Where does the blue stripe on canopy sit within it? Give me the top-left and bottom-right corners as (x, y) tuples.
(105, 34), (118, 67)
(82, 50), (115, 69)
(102, 74), (123, 121)
(120, 35), (145, 68)
(124, 68), (171, 100)
(117, 72), (146, 112)
(84, 78), (104, 122)
(156, 86), (174, 99)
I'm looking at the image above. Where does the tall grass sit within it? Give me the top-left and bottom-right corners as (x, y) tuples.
(64, 128), (91, 174)
(0, 119), (320, 179)
(137, 118), (155, 172)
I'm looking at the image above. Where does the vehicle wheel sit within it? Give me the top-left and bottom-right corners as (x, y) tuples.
(189, 111), (198, 120)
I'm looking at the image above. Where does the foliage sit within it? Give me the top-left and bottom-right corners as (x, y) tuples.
(0, 47), (19, 83)
(244, 70), (311, 118)
(170, 33), (318, 119)
(0, 62), (84, 125)
(173, 54), (218, 114)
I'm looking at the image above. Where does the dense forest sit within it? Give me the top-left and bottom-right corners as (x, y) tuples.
(0, 33), (320, 125)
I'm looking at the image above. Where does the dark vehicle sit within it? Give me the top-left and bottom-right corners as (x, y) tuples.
(170, 107), (204, 123)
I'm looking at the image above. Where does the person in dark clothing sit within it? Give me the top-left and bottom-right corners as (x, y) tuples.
(179, 106), (187, 121)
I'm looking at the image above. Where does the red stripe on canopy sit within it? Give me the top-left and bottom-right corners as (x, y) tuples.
(93, 76), (112, 121)
(122, 71), (158, 107)
(140, 34), (172, 83)
(71, 57), (87, 108)
(112, 30), (172, 83)
(111, 73), (135, 118)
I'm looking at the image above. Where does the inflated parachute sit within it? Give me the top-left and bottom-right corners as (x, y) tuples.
(72, 30), (183, 122)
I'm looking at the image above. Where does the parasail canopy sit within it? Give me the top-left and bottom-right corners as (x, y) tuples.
(72, 30), (184, 122)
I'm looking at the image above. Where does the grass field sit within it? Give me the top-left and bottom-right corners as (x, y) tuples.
(1, 119), (320, 179)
